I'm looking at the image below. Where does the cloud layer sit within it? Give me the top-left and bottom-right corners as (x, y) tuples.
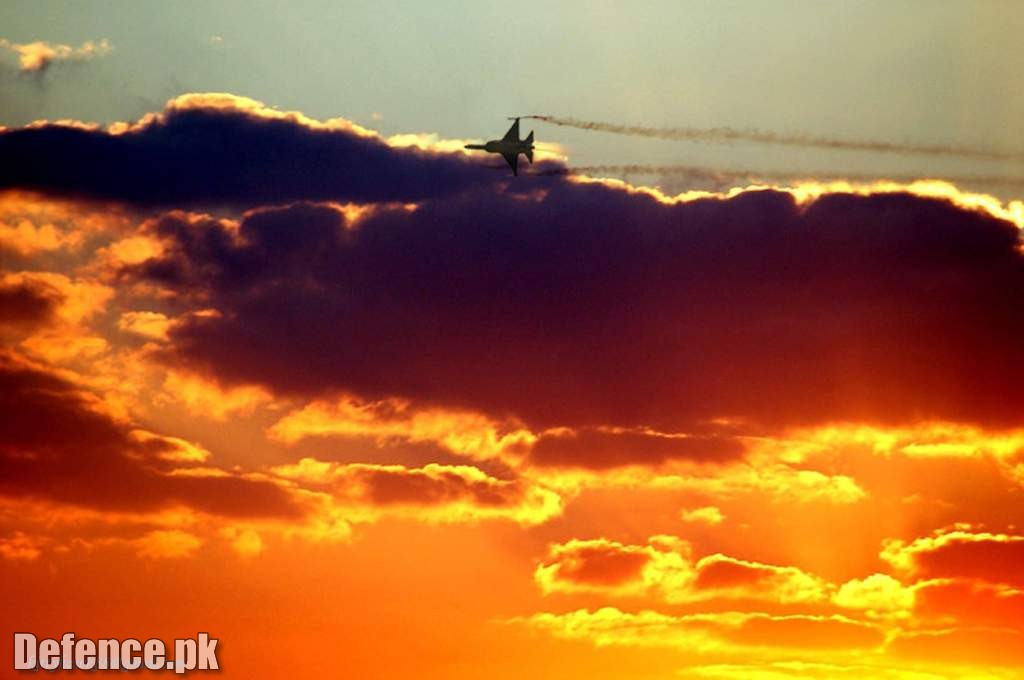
(0, 352), (296, 517)
(0, 94), (511, 207)
(119, 185), (1024, 443)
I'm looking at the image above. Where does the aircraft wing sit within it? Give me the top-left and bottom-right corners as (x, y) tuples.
(501, 151), (519, 176)
(502, 118), (520, 142)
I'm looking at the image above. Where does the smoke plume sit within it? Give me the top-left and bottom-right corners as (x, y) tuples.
(536, 164), (1024, 190)
(524, 115), (1024, 163)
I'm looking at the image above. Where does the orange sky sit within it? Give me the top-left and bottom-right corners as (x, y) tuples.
(2, 96), (1024, 679)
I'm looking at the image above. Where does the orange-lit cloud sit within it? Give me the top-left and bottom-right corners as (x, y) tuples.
(0, 37), (111, 73)
(882, 527), (1024, 585)
(0, 192), (130, 257)
(646, 462), (867, 505)
(685, 660), (984, 679)
(273, 458), (562, 527)
(0, 531), (44, 561)
(1, 270), (113, 364)
(117, 310), (172, 340)
(160, 369), (274, 420)
(269, 396), (534, 463)
(832, 573), (915, 619)
(134, 529), (202, 559)
(218, 526), (264, 558)
(2, 271), (110, 327)
(791, 422), (1024, 461)
(97, 232), (167, 270)
(694, 554), (830, 605)
(536, 536), (829, 605)
(511, 607), (884, 653)
(680, 505), (725, 525)
(535, 536), (691, 598)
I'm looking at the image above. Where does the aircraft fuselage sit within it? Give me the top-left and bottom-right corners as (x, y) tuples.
(467, 140), (533, 154)
(465, 118), (535, 175)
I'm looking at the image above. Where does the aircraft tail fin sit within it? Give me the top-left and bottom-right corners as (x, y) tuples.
(525, 130), (534, 144)
(525, 148), (533, 164)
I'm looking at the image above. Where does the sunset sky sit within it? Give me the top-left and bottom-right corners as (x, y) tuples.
(3, 2), (1024, 678)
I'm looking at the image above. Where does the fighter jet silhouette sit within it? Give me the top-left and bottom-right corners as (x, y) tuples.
(464, 118), (535, 176)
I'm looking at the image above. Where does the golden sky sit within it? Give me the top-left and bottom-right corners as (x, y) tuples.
(2, 94), (1024, 679)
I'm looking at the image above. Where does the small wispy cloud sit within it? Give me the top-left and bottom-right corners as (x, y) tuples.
(0, 37), (112, 74)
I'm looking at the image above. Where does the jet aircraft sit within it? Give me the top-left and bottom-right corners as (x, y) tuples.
(464, 118), (535, 176)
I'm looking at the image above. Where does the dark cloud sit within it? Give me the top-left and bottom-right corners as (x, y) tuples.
(0, 96), (509, 207)
(694, 556), (783, 590)
(0, 352), (297, 517)
(351, 464), (533, 508)
(531, 430), (745, 469)
(122, 182), (1024, 439)
(538, 540), (651, 588)
(896, 533), (1024, 586)
(0, 277), (61, 330)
